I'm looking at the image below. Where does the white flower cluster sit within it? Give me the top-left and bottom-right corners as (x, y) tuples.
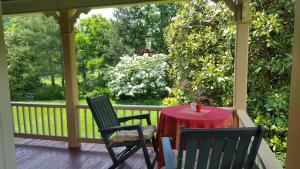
(108, 54), (170, 98)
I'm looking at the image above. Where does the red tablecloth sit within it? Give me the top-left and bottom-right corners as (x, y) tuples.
(156, 105), (233, 168)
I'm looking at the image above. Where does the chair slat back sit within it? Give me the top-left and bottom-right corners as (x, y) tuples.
(177, 126), (264, 169)
(86, 94), (120, 131)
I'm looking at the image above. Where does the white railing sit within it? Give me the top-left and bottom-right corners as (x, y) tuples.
(77, 104), (164, 143)
(11, 102), (68, 141)
(11, 102), (282, 169)
(11, 102), (164, 142)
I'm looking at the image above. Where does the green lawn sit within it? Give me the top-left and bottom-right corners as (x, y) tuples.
(31, 98), (162, 105)
(12, 99), (161, 138)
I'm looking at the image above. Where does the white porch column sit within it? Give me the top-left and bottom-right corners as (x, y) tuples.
(59, 9), (80, 148)
(233, 1), (250, 110)
(0, 1), (17, 169)
(286, 0), (300, 168)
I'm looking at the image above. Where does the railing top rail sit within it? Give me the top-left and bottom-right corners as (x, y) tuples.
(11, 102), (230, 111)
(236, 109), (283, 169)
(78, 104), (166, 110)
(11, 102), (166, 110)
(11, 101), (66, 108)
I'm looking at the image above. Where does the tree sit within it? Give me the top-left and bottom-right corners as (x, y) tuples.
(5, 14), (63, 99)
(165, 0), (235, 106)
(165, 0), (294, 166)
(75, 15), (111, 80)
(247, 0), (295, 164)
(113, 3), (178, 54)
(108, 54), (170, 99)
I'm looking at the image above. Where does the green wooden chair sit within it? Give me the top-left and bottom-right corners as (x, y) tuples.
(162, 125), (264, 169)
(86, 94), (158, 169)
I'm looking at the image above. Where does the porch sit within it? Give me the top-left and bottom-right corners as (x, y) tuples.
(0, 0), (300, 169)
(11, 102), (281, 169)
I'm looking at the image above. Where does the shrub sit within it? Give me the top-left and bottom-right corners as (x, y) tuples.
(35, 85), (65, 100)
(108, 54), (170, 99)
(165, 0), (234, 106)
(162, 97), (179, 106)
(83, 87), (110, 98)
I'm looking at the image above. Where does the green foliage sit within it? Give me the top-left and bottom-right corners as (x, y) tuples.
(75, 15), (111, 81)
(108, 54), (170, 99)
(247, 1), (295, 166)
(165, 0), (293, 165)
(75, 15), (134, 96)
(162, 97), (179, 106)
(4, 14), (63, 100)
(165, 0), (235, 106)
(35, 85), (65, 100)
(113, 3), (178, 54)
(83, 87), (110, 98)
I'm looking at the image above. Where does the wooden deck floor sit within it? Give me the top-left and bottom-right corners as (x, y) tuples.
(15, 138), (156, 169)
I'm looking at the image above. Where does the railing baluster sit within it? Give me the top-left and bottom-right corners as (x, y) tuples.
(22, 106), (27, 134)
(35, 107), (39, 135)
(92, 113), (95, 139)
(28, 106), (33, 134)
(60, 108), (64, 137)
(47, 107), (51, 136)
(54, 108), (57, 136)
(16, 105), (21, 133)
(123, 109), (126, 125)
(84, 108), (88, 138)
(140, 110), (142, 125)
(12, 107), (16, 133)
(41, 107), (45, 135)
(131, 109), (134, 124)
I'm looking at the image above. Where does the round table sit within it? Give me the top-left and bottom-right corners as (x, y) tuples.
(156, 105), (234, 168)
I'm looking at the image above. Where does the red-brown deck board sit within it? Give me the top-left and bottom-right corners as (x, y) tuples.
(15, 138), (156, 169)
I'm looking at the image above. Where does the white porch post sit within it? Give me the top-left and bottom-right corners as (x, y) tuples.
(59, 9), (80, 148)
(0, 1), (17, 168)
(286, 0), (300, 168)
(233, 1), (250, 110)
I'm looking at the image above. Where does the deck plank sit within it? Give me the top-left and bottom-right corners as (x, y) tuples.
(15, 138), (156, 169)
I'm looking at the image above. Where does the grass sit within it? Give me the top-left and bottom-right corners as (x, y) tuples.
(12, 98), (161, 138)
(29, 98), (162, 105)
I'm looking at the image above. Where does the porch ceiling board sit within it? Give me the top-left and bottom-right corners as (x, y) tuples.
(2, 0), (237, 15)
(1, 0), (177, 15)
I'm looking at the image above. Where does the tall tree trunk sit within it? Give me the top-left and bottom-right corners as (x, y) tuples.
(61, 57), (65, 87)
(61, 72), (65, 87)
(51, 73), (55, 86)
(49, 58), (55, 86)
(82, 62), (87, 80)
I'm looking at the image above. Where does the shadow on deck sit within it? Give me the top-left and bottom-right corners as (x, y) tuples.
(15, 138), (156, 169)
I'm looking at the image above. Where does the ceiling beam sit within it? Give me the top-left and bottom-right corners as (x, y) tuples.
(2, 0), (238, 15)
(2, 0), (178, 15)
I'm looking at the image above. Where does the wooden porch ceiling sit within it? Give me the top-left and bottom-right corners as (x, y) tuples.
(1, 0), (237, 15)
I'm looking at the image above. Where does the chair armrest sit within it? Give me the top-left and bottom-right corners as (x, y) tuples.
(162, 137), (176, 169)
(101, 124), (142, 134)
(118, 114), (151, 125)
(251, 163), (260, 169)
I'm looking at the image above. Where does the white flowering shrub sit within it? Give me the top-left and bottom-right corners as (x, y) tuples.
(108, 54), (170, 99)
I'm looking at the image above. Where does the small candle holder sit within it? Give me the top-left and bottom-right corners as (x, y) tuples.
(190, 103), (197, 112)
